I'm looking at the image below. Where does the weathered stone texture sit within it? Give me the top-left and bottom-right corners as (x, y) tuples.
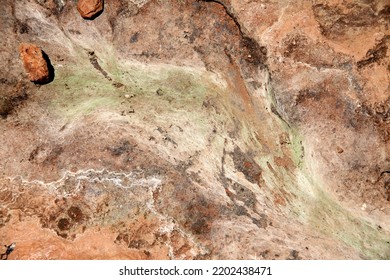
(77, 0), (104, 19)
(19, 43), (49, 83)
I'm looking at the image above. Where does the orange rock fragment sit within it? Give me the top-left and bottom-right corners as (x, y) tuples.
(19, 43), (50, 83)
(77, 0), (104, 19)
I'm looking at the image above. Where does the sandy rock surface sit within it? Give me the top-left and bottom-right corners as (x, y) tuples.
(0, 0), (389, 260)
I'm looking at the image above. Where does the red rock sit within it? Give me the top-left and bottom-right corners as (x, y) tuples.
(19, 43), (50, 83)
(77, 0), (104, 19)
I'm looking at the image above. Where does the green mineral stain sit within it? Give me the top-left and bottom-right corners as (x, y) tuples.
(47, 50), (219, 119)
(261, 96), (390, 259)
(308, 185), (390, 259)
(289, 129), (304, 168)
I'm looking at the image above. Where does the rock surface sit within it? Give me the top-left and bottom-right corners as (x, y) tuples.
(0, 0), (389, 260)
(77, 0), (104, 19)
(19, 43), (50, 83)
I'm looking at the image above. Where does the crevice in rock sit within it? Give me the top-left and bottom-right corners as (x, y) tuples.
(86, 50), (125, 88)
(202, 0), (243, 35)
(199, 0), (288, 131)
(219, 139), (229, 188)
(87, 50), (112, 81)
(201, 0), (268, 69)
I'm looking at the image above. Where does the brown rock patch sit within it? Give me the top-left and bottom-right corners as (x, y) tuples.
(19, 43), (50, 83)
(77, 0), (104, 19)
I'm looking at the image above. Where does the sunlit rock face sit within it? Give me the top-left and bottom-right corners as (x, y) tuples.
(0, 0), (389, 260)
